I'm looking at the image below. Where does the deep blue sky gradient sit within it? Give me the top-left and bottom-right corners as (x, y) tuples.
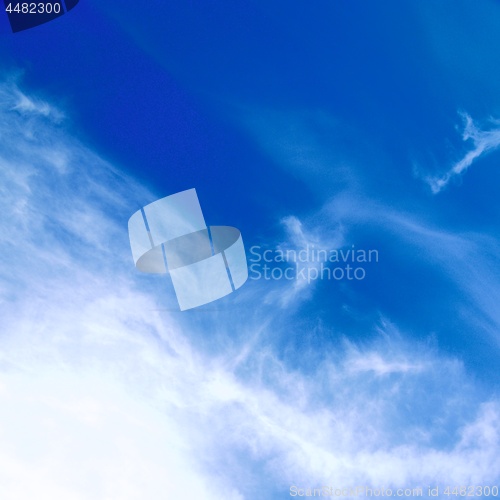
(2, 0), (500, 394)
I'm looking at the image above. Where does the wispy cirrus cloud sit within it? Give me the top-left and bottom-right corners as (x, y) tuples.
(1, 78), (500, 499)
(230, 100), (500, 492)
(0, 78), (238, 499)
(423, 113), (500, 193)
(322, 191), (500, 345)
(258, 214), (345, 308)
(238, 106), (360, 194)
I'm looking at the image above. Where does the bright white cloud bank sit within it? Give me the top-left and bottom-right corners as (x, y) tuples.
(0, 80), (499, 499)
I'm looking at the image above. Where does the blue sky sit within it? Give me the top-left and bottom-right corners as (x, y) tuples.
(0, 1), (500, 498)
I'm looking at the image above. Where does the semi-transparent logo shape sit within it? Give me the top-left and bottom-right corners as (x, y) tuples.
(128, 188), (248, 311)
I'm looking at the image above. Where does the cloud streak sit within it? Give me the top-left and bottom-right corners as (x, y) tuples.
(1, 78), (500, 499)
(322, 191), (500, 345)
(425, 113), (500, 193)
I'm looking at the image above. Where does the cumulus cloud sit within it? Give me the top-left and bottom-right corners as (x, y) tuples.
(424, 113), (500, 193)
(0, 78), (499, 500)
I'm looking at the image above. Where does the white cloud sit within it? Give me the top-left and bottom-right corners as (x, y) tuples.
(258, 215), (345, 308)
(424, 113), (500, 193)
(11, 89), (64, 121)
(0, 78), (499, 499)
(0, 78), (239, 500)
(0, 370), (237, 500)
(321, 191), (500, 344)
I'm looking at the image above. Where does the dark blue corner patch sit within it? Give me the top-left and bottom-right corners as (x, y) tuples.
(63, 0), (78, 12)
(3, 0), (69, 33)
